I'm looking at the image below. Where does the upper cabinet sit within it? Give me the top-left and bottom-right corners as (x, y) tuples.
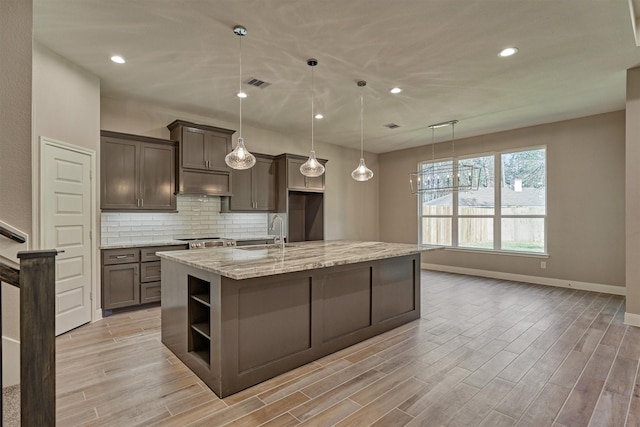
(277, 154), (327, 192)
(221, 154), (277, 212)
(167, 120), (235, 196)
(101, 131), (177, 212)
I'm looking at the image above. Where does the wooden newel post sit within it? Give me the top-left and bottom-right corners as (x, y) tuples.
(17, 249), (58, 427)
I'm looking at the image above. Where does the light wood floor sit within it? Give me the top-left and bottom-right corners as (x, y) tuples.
(55, 271), (640, 426)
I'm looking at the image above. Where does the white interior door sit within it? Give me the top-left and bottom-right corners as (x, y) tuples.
(42, 142), (92, 335)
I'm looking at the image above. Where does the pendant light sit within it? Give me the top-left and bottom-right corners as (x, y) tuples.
(225, 25), (256, 170)
(351, 80), (374, 182)
(300, 59), (325, 177)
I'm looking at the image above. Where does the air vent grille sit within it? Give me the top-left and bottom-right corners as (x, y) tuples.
(384, 123), (400, 129)
(245, 77), (271, 89)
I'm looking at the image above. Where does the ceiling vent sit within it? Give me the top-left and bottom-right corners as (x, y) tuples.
(245, 77), (271, 89)
(384, 123), (400, 129)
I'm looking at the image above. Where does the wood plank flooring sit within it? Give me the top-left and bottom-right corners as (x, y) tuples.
(55, 271), (640, 426)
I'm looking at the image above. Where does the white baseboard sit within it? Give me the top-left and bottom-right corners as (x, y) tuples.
(624, 312), (640, 327)
(422, 263), (626, 296)
(2, 336), (20, 387)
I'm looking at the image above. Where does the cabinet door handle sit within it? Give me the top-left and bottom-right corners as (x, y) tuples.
(136, 198), (140, 207)
(140, 198), (144, 207)
(115, 255), (129, 259)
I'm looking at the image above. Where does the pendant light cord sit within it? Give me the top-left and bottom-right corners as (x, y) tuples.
(451, 122), (455, 159)
(360, 94), (364, 157)
(238, 34), (243, 139)
(431, 127), (435, 162)
(311, 65), (315, 151)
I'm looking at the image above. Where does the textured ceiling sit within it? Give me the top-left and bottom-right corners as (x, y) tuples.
(33, 0), (640, 153)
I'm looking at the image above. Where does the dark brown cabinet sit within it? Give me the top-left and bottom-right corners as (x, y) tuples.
(101, 248), (140, 310)
(274, 154), (327, 243)
(167, 120), (235, 196)
(285, 156), (326, 191)
(101, 244), (187, 311)
(101, 131), (176, 211)
(222, 154), (277, 212)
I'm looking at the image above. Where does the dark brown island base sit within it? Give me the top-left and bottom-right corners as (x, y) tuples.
(159, 240), (430, 397)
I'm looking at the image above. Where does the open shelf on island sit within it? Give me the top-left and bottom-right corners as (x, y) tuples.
(188, 275), (211, 367)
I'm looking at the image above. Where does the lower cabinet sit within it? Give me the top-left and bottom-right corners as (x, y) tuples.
(101, 244), (187, 311)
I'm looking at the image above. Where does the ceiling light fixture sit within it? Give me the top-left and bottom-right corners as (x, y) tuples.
(409, 120), (480, 194)
(225, 25), (256, 170)
(300, 59), (325, 178)
(315, 113), (324, 119)
(351, 81), (374, 182)
(390, 87), (402, 94)
(110, 55), (125, 64)
(498, 47), (518, 57)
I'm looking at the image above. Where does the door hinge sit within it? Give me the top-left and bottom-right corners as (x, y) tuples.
(90, 291), (93, 301)
(90, 170), (92, 180)
(89, 230), (92, 240)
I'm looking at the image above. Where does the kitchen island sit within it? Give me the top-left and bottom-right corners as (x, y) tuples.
(159, 240), (425, 397)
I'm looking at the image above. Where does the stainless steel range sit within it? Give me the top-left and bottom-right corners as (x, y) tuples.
(175, 237), (236, 249)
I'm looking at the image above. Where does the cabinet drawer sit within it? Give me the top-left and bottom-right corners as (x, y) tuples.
(141, 245), (187, 262)
(141, 282), (161, 304)
(103, 248), (140, 265)
(140, 261), (161, 282)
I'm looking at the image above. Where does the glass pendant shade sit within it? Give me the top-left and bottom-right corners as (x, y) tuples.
(300, 150), (325, 177)
(351, 158), (374, 181)
(225, 137), (256, 169)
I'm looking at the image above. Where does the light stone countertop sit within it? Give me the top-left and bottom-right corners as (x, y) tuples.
(158, 240), (441, 280)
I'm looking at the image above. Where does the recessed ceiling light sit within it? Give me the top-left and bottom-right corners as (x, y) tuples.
(110, 55), (125, 64)
(498, 47), (518, 58)
(237, 91), (247, 98)
(315, 114), (323, 119)
(390, 87), (402, 94)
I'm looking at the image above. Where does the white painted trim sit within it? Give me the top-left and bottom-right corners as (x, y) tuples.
(2, 336), (20, 387)
(624, 312), (640, 327)
(39, 137), (100, 327)
(93, 308), (103, 323)
(422, 263), (626, 296)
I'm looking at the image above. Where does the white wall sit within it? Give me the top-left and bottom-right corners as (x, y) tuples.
(625, 67), (640, 325)
(379, 111), (626, 290)
(31, 43), (102, 326)
(1, 0), (32, 387)
(100, 97), (380, 242)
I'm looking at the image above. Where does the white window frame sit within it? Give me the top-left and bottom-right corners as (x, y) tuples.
(418, 145), (547, 255)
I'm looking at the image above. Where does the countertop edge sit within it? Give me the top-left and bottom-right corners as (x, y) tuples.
(158, 241), (427, 280)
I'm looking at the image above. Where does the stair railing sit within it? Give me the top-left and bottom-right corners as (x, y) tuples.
(1, 249), (58, 426)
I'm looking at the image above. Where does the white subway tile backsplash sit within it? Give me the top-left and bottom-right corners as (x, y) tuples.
(101, 194), (269, 245)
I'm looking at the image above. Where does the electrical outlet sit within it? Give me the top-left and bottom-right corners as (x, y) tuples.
(540, 261), (547, 269)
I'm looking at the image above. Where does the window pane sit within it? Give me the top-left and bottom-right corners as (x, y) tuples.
(501, 218), (545, 252)
(421, 217), (452, 246)
(459, 218), (493, 249)
(459, 155), (495, 215)
(501, 149), (546, 215)
(420, 160), (453, 215)
(422, 190), (452, 215)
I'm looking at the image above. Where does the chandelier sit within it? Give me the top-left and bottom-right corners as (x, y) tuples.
(409, 120), (480, 194)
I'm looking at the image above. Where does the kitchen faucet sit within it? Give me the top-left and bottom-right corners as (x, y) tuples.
(269, 214), (285, 249)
